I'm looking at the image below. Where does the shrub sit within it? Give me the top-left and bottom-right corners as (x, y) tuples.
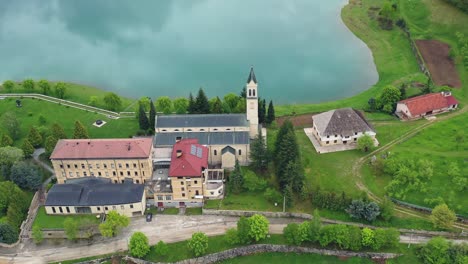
(283, 223), (303, 245)
(347, 199), (380, 222)
(237, 216), (251, 245)
(417, 237), (450, 264)
(129, 232), (150, 258)
(243, 170), (267, 192)
(430, 204), (456, 230)
(0, 223), (18, 244)
(154, 240), (169, 256)
(247, 214), (269, 242)
(188, 232), (208, 257)
(224, 228), (239, 245)
(32, 225), (43, 244)
(373, 228), (400, 250)
(361, 228), (374, 248)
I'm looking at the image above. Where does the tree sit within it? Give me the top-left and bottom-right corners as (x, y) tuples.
(210, 96), (223, 113)
(10, 161), (42, 190)
(64, 218), (78, 240)
(2, 112), (21, 140)
(283, 223), (303, 245)
(347, 226), (363, 251)
(258, 99), (266, 124)
(99, 211), (130, 237)
(2, 80), (15, 92)
(32, 225), (43, 244)
(229, 160), (244, 194)
(347, 200), (380, 222)
(21, 140), (34, 159)
(304, 210), (321, 243)
(22, 79), (35, 91)
(224, 228), (239, 245)
(188, 93), (196, 114)
(417, 237), (450, 264)
(266, 100), (275, 124)
(373, 228), (399, 250)
(263, 188), (283, 205)
(422, 78), (434, 94)
(357, 135), (374, 152)
(368, 97), (377, 112)
(1, 134), (13, 147)
(361, 228), (374, 248)
(223, 93), (240, 113)
(188, 232), (208, 257)
(195, 88), (210, 114)
(274, 121), (301, 191)
(55, 82), (67, 99)
(0, 147), (24, 179)
(154, 240), (169, 256)
(73, 121), (89, 139)
(243, 170), (267, 192)
(0, 223), (18, 244)
(129, 232), (150, 258)
(430, 204), (456, 230)
(45, 136), (58, 157)
(0, 181), (28, 215)
(38, 80), (51, 95)
(156, 96), (173, 114)
(379, 197), (395, 221)
(378, 85), (401, 112)
(237, 216), (251, 245)
(138, 104), (150, 130)
(88, 96), (99, 106)
(7, 205), (25, 229)
(247, 214), (269, 242)
(27, 127), (42, 148)
(318, 224), (349, 248)
(103, 92), (122, 111)
(399, 84), (407, 99)
(249, 130), (269, 172)
(173, 97), (188, 114)
(284, 160), (305, 193)
(51, 123), (67, 139)
(149, 99), (156, 129)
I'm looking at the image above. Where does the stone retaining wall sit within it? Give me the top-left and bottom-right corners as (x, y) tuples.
(124, 244), (401, 264)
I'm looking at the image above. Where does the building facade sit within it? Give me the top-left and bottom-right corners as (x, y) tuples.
(395, 92), (458, 120)
(50, 138), (154, 184)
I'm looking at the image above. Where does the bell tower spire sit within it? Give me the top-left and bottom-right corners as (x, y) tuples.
(246, 66), (259, 138)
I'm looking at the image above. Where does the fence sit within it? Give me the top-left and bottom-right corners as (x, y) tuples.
(391, 198), (468, 223)
(400, 26), (432, 80)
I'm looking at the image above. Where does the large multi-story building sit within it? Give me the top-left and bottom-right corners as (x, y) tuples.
(50, 138), (154, 184)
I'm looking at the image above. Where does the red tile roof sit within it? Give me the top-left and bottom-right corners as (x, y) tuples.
(50, 138), (153, 160)
(398, 93), (458, 117)
(169, 139), (208, 177)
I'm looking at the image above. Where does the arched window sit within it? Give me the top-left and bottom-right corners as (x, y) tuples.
(249, 89), (252, 96)
(214, 150), (217, 155)
(238, 149), (242, 155)
(253, 89), (256, 97)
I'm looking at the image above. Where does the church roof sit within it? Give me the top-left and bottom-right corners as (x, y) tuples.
(155, 114), (248, 128)
(154, 132), (250, 147)
(247, 67), (257, 84)
(313, 108), (374, 137)
(169, 139), (208, 177)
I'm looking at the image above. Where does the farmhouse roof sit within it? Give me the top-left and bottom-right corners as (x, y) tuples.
(155, 114), (248, 128)
(45, 178), (144, 206)
(313, 108), (374, 137)
(398, 92), (458, 116)
(50, 138), (153, 160)
(169, 139), (208, 177)
(247, 66), (257, 84)
(154, 131), (250, 146)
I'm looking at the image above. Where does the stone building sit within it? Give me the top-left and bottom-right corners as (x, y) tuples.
(395, 92), (458, 120)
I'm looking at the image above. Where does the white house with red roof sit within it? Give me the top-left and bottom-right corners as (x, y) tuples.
(395, 92), (458, 120)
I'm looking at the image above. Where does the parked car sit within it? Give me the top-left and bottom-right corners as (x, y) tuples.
(146, 213), (153, 222)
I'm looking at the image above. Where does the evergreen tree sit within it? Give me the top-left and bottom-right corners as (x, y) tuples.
(1, 134), (13, 147)
(21, 140), (34, 158)
(73, 121), (89, 139)
(283, 184), (293, 209)
(51, 123), (67, 139)
(249, 130), (269, 172)
(149, 100), (156, 129)
(229, 160), (244, 194)
(188, 93), (196, 114)
(45, 136), (58, 157)
(195, 88), (210, 114)
(211, 97), (223, 113)
(274, 121), (302, 191)
(138, 103), (150, 130)
(240, 87), (246, 98)
(266, 100), (275, 124)
(258, 99), (266, 124)
(285, 160), (305, 193)
(27, 127), (43, 148)
(399, 84), (407, 100)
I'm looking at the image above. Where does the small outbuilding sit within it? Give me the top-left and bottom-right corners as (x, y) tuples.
(395, 92), (458, 120)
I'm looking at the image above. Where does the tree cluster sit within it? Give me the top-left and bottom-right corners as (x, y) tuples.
(225, 214), (270, 246)
(311, 189), (352, 211)
(0, 181), (30, 243)
(103, 92), (122, 111)
(1, 80), (68, 99)
(417, 236), (467, 264)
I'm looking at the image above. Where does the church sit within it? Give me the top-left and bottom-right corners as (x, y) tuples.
(153, 67), (263, 169)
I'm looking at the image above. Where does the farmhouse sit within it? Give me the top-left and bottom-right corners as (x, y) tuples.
(395, 92), (458, 120)
(153, 67), (263, 169)
(305, 108), (376, 153)
(45, 178), (146, 217)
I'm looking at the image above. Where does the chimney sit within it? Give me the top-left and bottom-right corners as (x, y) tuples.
(176, 150), (182, 158)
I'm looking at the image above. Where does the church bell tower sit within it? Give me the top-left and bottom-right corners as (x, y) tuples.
(246, 67), (259, 138)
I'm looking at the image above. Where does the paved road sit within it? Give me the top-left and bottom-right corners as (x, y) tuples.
(3, 215), (465, 264)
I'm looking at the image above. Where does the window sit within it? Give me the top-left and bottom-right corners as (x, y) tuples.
(114, 180), (117, 183)
(194, 180), (198, 184)
(76, 172), (80, 177)
(133, 163), (137, 168)
(98, 172), (102, 176)
(74, 164), (78, 169)
(157, 195), (163, 200)
(214, 150), (217, 155)
(104, 164), (107, 169)
(91, 172), (95, 176)
(135, 171), (138, 176)
(238, 149), (242, 155)
(130, 204), (134, 209)
(105, 172), (109, 177)
(96, 164), (100, 169)
(354, 138), (357, 141)
(84, 171), (87, 176)
(118, 163), (122, 168)
(89, 164), (93, 169)
(112, 206), (116, 210)
(335, 134), (337, 137)
(121, 180), (124, 183)
(253, 89), (256, 96)
(174, 129), (180, 132)
(166, 195), (172, 200)
(60, 164), (63, 168)
(182, 193), (186, 197)
(66, 207), (70, 213)
(200, 129), (205, 131)
(62, 172), (66, 177)
(141, 163), (144, 168)
(187, 129), (192, 131)
(105, 206), (108, 211)
(97, 207), (101, 211)
(121, 205), (124, 210)
(120, 172), (123, 176)
(69, 172), (73, 177)
(67, 164), (70, 169)
(181, 181), (184, 185)
(334, 140), (337, 143)
(181, 187), (185, 191)
(226, 128), (231, 131)
(127, 171), (130, 176)
(52, 207), (56, 213)
(249, 89), (252, 96)
(136, 180), (140, 184)
(59, 207), (63, 213)
(111, 163), (115, 169)
(195, 190), (199, 195)
(213, 128), (218, 131)
(327, 135), (329, 138)
(326, 141), (329, 144)
(81, 164), (85, 169)
(177, 177), (182, 179)
(355, 132), (358, 135)
(162, 129), (167, 132)
(143, 171), (145, 176)
(126, 163), (129, 169)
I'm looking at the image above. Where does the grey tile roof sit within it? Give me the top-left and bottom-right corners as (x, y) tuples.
(222, 146), (235, 155)
(155, 114), (248, 128)
(45, 178), (145, 206)
(154, 132), (250, 147)
(313, 108), (374, 137)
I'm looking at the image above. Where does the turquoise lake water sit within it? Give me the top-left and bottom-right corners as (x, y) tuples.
(0, 0), (378, 104)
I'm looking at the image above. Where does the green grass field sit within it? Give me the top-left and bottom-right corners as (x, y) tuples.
(0, 98), (138, 146)
(33, 207), (100, 229)
(220, 252), (375, 264)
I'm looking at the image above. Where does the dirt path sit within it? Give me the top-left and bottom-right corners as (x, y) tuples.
(352, 107), (468, 230)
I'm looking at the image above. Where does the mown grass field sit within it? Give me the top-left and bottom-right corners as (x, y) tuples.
(33, 207), (100, 229)
(363, 112), (468, 215)
(220, 252), (375, 264)
(0, 98), (138, 146)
